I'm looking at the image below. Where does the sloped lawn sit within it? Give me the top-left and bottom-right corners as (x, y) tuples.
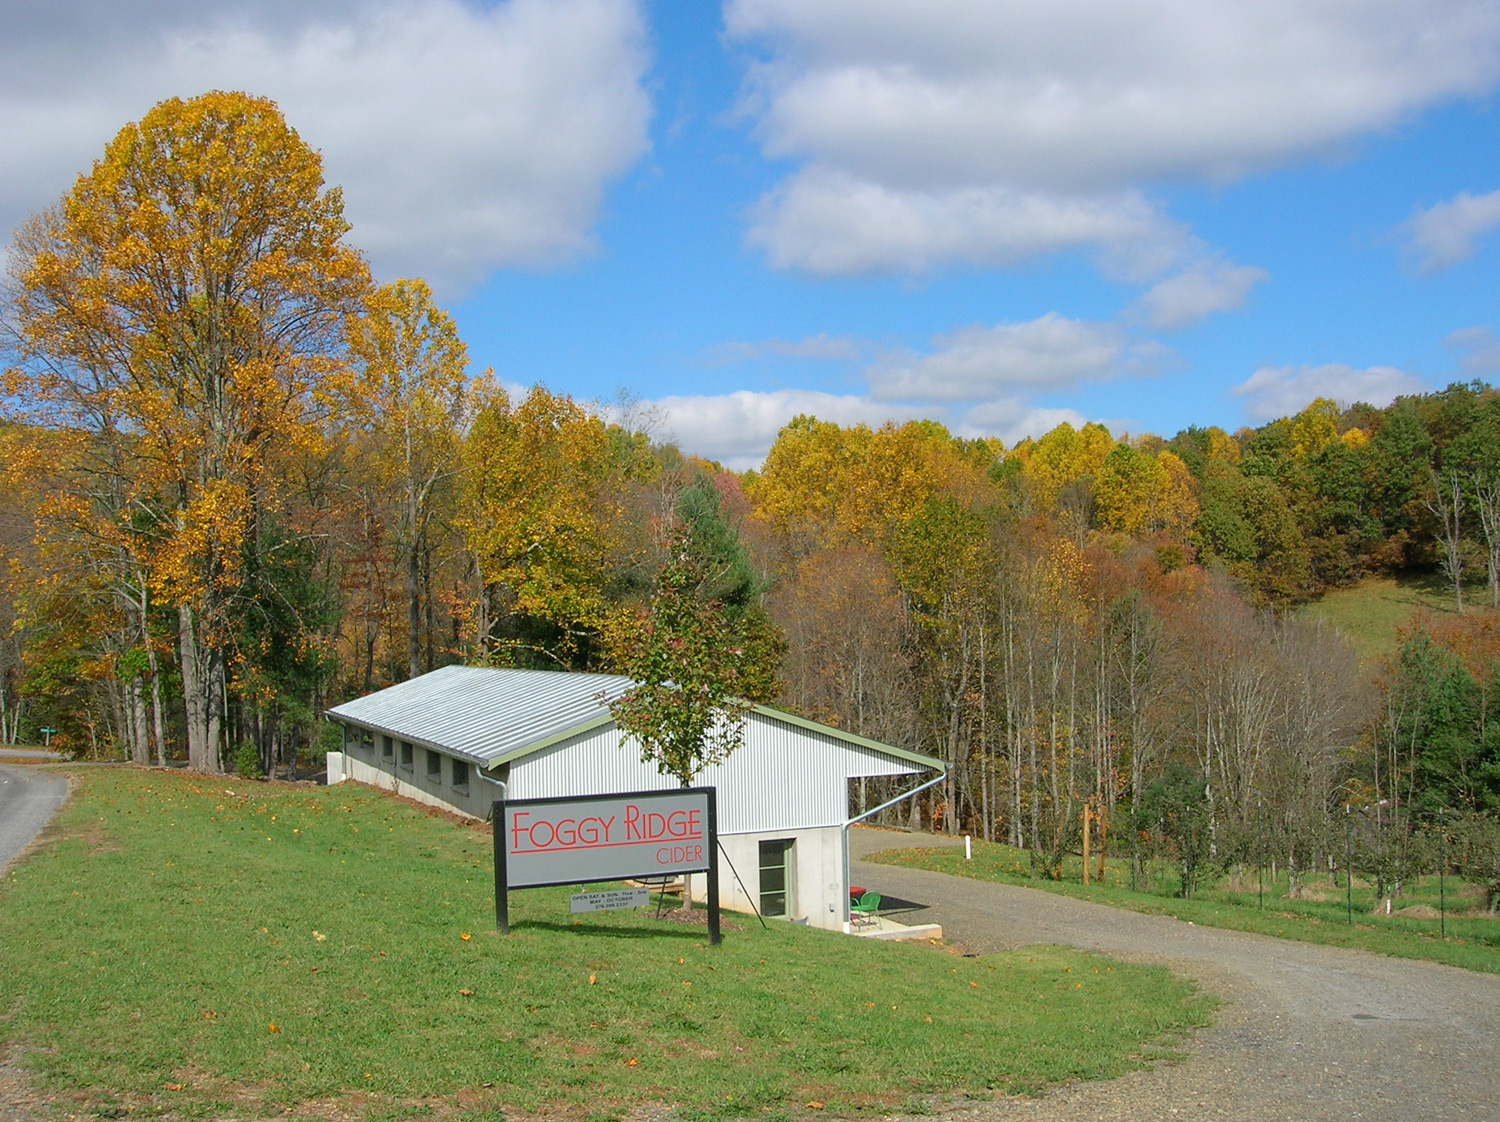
(0, 769), (1212, 1120)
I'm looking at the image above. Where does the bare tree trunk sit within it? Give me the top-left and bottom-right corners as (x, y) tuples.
(406, 526), (422, 679)
(136, 579), (167, 765)
(179, 603), (224, 773)
(129, 677), (150, 765)
(1426, 467), (1465, 614)
(180, 603), (205, 768)
(148, 648), (167, 767)
(1473, 471), (1500, 608)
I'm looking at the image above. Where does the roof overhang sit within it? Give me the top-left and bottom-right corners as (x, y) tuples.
(325, 714), (489, 767)
(470, 702), (945, 774)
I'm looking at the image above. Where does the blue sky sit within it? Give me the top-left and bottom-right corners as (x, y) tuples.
(5, 1), (1500, 467)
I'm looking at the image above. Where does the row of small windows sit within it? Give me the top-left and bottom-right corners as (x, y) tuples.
(375, 733), (469, 791)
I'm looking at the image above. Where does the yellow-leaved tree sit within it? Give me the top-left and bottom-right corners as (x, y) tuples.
(5, 91), (370, 771)
(457, 385), (637, 668)
(345, 278), (470, 681)
(752, 416), (991, 551)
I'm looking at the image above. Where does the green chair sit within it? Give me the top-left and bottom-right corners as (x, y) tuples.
(850, 890), (882, 929)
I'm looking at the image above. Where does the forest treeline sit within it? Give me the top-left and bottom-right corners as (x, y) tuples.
(3, 92), (1499, 899)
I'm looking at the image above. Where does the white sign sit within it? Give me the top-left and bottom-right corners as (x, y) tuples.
(570, 888), (650, 913)
(501, 789), (713, 889)
(494, 787), (721, 943)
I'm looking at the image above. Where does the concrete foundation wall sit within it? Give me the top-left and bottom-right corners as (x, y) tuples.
(329, 740), (502, 820)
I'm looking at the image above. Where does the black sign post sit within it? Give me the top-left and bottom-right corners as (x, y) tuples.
(493, 799), (509, 934)
(493, 787), (720, 945)
(706, 790), (721, 946)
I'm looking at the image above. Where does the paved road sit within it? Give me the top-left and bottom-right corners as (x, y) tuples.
(851, 827), (1500, 1122)
(0, 764), (67, 875)
(0, 748), (63, 761)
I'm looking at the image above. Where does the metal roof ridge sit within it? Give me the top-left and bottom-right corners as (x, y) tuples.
(325, 666), (943, 775)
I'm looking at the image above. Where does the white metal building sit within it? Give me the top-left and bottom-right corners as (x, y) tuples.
(325, 665), (942, 932)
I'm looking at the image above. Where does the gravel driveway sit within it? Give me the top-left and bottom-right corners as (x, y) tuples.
(850, 827), (1500, 1122)
(0, 764), (67, 875)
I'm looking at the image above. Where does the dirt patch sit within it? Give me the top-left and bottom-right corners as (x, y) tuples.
(1393, 904), (1442, 919)
(44, 817), (121, 858)
(653, 906), (745, 932)
(0, 1047), (56, 1122)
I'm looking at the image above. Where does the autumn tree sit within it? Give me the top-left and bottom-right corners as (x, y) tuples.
(892, 494), (991, 834)
(345, 278), (469, 679)
(458, 384), (640, 669)
(751, 416), (992, 553)
(769, 545), (915, 756)
(5, 91), (370, 771)
(609, 521), (784, 787)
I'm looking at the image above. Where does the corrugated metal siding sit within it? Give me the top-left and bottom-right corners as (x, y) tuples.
(510, 710), (924, 834)
(326, 665), (630, 765)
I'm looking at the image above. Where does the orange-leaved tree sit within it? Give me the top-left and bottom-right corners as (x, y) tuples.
(5, 91), (370, 771)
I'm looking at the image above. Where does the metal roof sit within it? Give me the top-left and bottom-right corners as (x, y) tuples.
(325, 665), (632, 766)
(326, 664), (944, 774)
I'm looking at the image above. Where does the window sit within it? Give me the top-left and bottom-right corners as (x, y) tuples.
(758, 839), (794, 919)
(399, 741), (413, 770)
(426, 749), (441, 781)
(451, 758), (470, 791)
(380, 735), (393, 761)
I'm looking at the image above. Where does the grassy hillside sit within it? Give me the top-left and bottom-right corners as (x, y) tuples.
(0, 769), (1211, 1121)
(1301, 572), (1465, 663)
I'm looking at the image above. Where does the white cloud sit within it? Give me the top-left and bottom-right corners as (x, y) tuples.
(699, 333), (865, 365)
(0, 0), (652, 297)
(1233, 363), (1425, 422)
(955, 400), (1090, 445)
(1445, 325), (1500, 373)
(650, 388), (927, 470)
(646, 310), (1165, 467)
(652, 311), (1150, 466)
(727, 0), (1500, 277)
(1401, 189), (1500, 273)
(870, 313), (1126, 402)
(1134, 260), (1269, 330)
(746, 169), (1188, 277)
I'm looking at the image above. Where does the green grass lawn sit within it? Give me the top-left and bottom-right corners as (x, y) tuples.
(1301, 572), (1473, 663)
(869, 839), (1500, 975)
(0, 770), (1212, 1121)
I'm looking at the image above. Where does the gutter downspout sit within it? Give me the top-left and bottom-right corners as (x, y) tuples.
(480, 769), (507, 820)
(841, 771), (948, 931)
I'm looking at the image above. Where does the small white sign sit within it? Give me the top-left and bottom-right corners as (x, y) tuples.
(570, 888), (650, 914)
